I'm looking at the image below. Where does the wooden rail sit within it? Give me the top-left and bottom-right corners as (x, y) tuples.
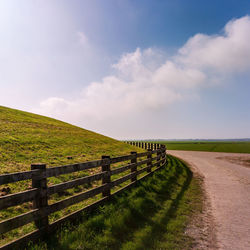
(0, 142), (167, 249)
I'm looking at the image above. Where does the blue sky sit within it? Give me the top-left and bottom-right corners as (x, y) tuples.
(0, 0), (250, 139)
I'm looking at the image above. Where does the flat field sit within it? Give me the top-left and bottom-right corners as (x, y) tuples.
(158, 141), (250, 153)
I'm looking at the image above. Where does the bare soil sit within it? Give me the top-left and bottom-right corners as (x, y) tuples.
(185, 172), (218, 250)
(216, 156), (250, 169)
(169, 150), (250, 250)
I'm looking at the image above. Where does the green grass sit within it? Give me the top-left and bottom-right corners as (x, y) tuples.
(0, 105), (140, 175)
(155, 141), (250, 153)
(0, 106), (204, 249)
(0, 105), (142, 246)
(30, 155), (203, 250)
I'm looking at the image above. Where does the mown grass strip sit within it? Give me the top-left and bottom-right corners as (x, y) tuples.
(29, 155), (203, 250)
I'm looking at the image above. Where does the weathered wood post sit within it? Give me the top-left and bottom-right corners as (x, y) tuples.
(157, 145), (161, 168)
(101, 156), (111, 197)
(147, 149), (152, 173)
(130, 151), (137, 182)
(163, 145), (167, 164)
(161, 145), (166, 164)
(31, 163), (48, 230)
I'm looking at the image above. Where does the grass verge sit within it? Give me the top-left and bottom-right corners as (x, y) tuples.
(30, 155), (203, 250)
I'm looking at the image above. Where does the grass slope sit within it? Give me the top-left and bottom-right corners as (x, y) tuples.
(158, 141), (250, 153)
(0, 105), (141, 246)
(31, 155), (203, 250)
(0, 105), (137, 174)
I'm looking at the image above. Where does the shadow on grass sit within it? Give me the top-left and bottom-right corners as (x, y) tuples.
(123, 158), (193, 249)
(30, 156), (193, 250)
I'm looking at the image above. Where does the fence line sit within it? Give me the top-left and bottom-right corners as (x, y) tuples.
(0, 142), (167, 249)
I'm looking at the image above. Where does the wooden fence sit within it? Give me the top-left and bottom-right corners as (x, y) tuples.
(0, 142), (167, 249)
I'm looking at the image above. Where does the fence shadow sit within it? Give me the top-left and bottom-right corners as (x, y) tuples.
(38, 156), (193, 250)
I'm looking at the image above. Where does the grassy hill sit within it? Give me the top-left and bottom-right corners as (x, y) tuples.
(0, 105), (137, 175)
(0, 106), (204, 249)
(0, 105), (142, 246)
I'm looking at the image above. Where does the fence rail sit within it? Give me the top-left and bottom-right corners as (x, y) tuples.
(0, 142), (167, 249)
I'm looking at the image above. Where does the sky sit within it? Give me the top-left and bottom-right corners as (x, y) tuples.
(0, 0), (250, 140)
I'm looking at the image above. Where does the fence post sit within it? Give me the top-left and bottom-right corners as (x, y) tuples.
(130, 152), (137, 182)
(161, 145), (166, 164)
(147, 149), (152, 173)
(163, 145), (167, 164)
(157, 146), (161, 168)
(31, 164), (48, 230)
(101, 156), (111, 197)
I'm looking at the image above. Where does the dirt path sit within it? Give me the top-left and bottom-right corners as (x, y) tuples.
(168, 150), (250, 250)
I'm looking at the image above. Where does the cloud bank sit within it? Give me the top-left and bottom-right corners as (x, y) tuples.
(35, 16), (250, 137)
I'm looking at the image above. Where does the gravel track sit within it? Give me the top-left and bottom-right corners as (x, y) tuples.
(168, 150), (250, 250)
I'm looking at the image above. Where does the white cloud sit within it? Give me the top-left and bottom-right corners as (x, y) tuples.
(176, 16), (250, 73)
(35, 16), (250, 137)
(77, 31), (88, 45)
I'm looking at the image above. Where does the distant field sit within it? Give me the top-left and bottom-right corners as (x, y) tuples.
(159, 141), (250, 153)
